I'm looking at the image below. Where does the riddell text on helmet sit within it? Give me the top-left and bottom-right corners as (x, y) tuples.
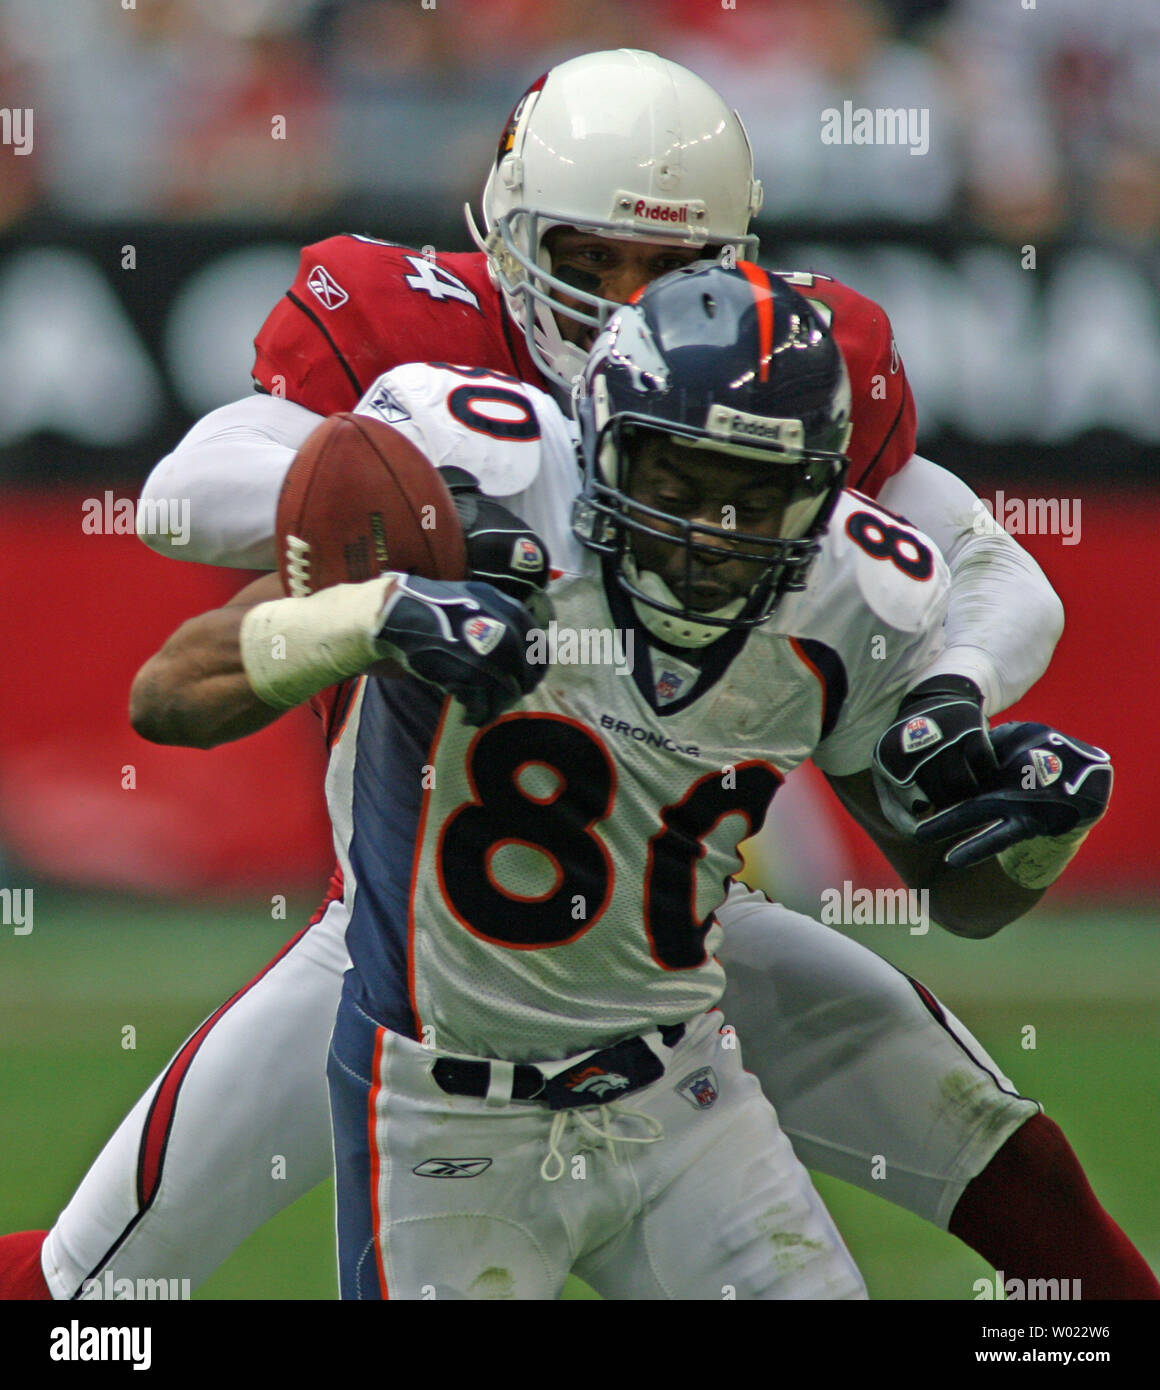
(634, 200), (689, 223)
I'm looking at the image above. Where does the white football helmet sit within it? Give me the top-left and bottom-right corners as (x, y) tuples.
(466, 50), (764, 392)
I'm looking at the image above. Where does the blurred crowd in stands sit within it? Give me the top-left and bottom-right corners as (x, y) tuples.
(1, 0), (1158, 243)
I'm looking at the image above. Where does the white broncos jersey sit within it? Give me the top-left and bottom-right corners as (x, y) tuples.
(326, 364), (950, 1063)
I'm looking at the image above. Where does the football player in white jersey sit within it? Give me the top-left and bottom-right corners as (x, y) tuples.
(125, 263), (1112, 1298)
(4, 51), (1155, 1301)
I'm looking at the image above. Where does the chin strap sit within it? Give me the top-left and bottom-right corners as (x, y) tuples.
(627, 560), (746, 649)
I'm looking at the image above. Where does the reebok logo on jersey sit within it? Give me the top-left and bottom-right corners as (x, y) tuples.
(413, 1157), (493, 1179)
(563, 1066), (632, 1098)
(307, 264), (349, 310)
(675, 1067), (719, 1110)
(364, 383), (411, 423)
(463, 615), (505, 656)
(1030, 749), (1063, 787)
(901, 716), (941, 753)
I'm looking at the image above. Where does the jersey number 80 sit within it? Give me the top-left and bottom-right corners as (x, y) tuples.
(436, 713), (780, 970)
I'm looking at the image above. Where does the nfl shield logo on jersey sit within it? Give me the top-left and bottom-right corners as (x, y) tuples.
(511, 537), (544, 572)
(675, 1067), (719, 1111)
(1030, 748), (1064, 787)
(463, 615), (505, 656)
(656, 670), (685, 703)
(901, 716), (941, 753)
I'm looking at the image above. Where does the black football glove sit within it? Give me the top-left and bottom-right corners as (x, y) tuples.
(872, 675), (998, 835)
(913, 721), (1113, 870)
(438, 466), (551, 605)
(376, 574), (545, 726)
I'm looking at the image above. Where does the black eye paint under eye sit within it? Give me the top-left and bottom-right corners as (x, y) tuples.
(555, 265), (602, 295)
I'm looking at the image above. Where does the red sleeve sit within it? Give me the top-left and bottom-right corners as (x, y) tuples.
(252, 236), (534, 415)
(787, 272), (917, 497)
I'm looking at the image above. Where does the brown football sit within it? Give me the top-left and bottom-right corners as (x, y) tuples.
(275, 412), (467, 598)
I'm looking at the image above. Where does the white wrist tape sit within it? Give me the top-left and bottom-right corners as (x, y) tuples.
(997, 823), (1093, 890)
(239, 576), (396, 709)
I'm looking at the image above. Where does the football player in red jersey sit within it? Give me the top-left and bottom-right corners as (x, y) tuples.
(2, 50), (1155, 1301)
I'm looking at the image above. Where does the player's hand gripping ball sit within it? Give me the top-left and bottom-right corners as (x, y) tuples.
(438, 464), (551, 605)
(274, 412), (551, 719)
(275, 413), (469, 596)
(375, 575), (546, 727)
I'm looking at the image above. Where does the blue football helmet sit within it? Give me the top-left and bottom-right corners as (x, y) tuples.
(573, 260), (852, 647)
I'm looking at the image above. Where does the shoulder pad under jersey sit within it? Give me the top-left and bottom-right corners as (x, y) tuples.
(354, 363), (562, 498)
(807, 490), (949, 637)
(252, 236), (535, 414)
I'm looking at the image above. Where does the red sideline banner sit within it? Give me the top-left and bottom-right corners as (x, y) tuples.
(0, 490), (332, 894)
(1, 485), (1156, 894)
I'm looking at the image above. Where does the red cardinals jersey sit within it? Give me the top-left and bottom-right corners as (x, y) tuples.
(777, 269), (917, 496)
(252, 236), (540, 415)
(251, 238), (916, 495)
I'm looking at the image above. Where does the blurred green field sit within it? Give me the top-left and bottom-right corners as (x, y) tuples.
(1, 886), (1157, 1300)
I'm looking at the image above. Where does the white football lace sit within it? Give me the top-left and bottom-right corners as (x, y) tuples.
(284, 535), (312, 597)
(540, 1103), (664, 1182)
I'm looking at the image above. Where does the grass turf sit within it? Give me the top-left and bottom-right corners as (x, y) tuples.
(2, 888), (1156, 1299)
